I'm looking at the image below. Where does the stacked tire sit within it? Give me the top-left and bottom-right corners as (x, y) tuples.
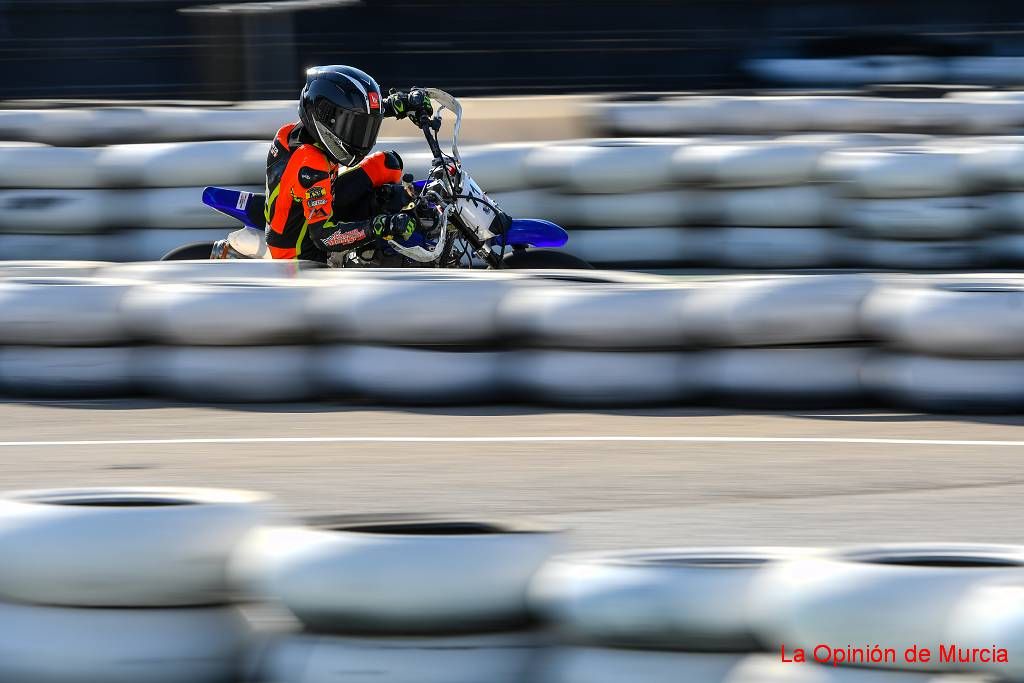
(0, 487), (267, 683)
(671, 139), (837, 269)
(497, 275), (872, 406)
(235, 516), (564, 683)
(0, 276), (141, 397)
(860, 278), (1024, 412)
(821, 146), (991, 269)
(530, 547), (798, 683)
(750, 543), (1024, 678)
(521, 139), (695, 268)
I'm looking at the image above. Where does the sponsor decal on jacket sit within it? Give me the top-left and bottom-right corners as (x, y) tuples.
(298, 166), (329, 188)
(307, 198), (327, 208)
(323, 227), (367, 248)
(306, 186), (324, 199)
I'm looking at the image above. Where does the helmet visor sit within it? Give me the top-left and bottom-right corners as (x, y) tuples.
(315, 99), (382, 157)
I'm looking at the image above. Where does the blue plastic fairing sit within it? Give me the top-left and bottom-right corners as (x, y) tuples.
(503, 218), (569, 248)
(202, 186), (261, 230)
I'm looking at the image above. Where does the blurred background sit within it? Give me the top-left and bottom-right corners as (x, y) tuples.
(5, 7), (1024, 683)
(5, 0), (1024, 99)
(4, 0), (1024, 267)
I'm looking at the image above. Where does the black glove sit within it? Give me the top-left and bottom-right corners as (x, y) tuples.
(371, 212), (418, 241)
(384, 88), (433, 120)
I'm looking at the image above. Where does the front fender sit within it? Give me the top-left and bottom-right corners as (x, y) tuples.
(503, 218), (569, 248)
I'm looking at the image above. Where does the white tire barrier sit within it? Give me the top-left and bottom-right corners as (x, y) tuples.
(565, 228), (693, 266)
(725, 655), (983, 683)
(597, 97), (1024, 136)
(832, 235), (979, 270)
(837, 197), (989, 240)
(96, 141), (268, 188)
(0, 104), (294, 146)
(232, 518), (562, 633)
(99, 259), (322, 282)
(956, 144), (1024, 190)
(819, 147), (979, 198)
(861, 281), (1024, 357)
(0, 260), (107, 278)
(524, 648), (988, 683)
(111, 228), (232, 262)
(123, 280), (320, 345)
(499, 284), (690, 348)
(0, 146), (103, 189)
(750, 544), (1024, 672)
(548, 191), (691, 227)
(981, 192), (1024, 229)
(0, 234), (110, 261)
(317, 346), (505, 404)
(132, 186), (260, 229)
(0, 189), (122, 233)
(700, 347), (867, 404)
(508, 351), (696, 405)
(0, 109), (126, 147)
(541, 647), (746, 683)
(861, 353), (1024, 412)
(680, 276), (871, 346)
(0, 602), (248, 683)
(707, 187), (829, 227)
(0, 277), (133, 345)
(489, 189), (552, 218)
(526, 140), (682, 194)
(947, 579), (1024, 679)
(0, 187), (249, 234)
(140, 346), (315, 402)
(672, 141), (828, 188)
(308, 275), (516, 345)
(981, 234), (1024, 265)
(256, 632), (542, 683)
(947, 57), (1024, 85)
(0, 346), (138, 397)
(0, 487), (268, 606)
(711, 228), (835, 269)
(530, 547), (795, 651)
(746, 56), (945, 86)
(458, 143), (539, 192)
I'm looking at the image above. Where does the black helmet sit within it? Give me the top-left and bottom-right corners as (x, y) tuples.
(298, 65), (384, 166)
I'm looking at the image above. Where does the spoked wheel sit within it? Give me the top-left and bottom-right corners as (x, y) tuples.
(160, 242), (217, 261)
(501, 248), (593, 270)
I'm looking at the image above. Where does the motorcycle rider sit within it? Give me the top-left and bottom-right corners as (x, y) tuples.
(264, 65), (435, 261)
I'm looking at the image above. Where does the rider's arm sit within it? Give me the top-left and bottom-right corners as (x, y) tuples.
(306, 151), (410, 254)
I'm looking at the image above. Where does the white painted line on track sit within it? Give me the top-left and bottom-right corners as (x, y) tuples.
(0, 436), (1023, 447)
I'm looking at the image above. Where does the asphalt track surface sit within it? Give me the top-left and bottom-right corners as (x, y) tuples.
(2, 400), (1023, 551)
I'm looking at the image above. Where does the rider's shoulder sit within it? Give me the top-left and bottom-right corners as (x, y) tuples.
(274, 122), (296, 147)
(289, 142), (331, 170)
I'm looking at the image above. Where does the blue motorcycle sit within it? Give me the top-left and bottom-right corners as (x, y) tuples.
(168, 89), (590, 270)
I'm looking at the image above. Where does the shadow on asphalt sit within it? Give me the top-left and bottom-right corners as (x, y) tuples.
(5, 399), (1024, 427)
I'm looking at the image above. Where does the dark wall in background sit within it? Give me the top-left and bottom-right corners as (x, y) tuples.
(3, 0), (1024, 100)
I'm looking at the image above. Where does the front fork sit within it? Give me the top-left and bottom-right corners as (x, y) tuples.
(456, 228), (510, 269)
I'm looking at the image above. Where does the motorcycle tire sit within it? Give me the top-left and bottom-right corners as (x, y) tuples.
(501, 248), (593, 269)
(160, 242), (216, 261)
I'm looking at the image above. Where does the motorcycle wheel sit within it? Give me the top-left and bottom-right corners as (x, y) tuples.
(160, 242), (217, 261)
(501, 248), (593, 270)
